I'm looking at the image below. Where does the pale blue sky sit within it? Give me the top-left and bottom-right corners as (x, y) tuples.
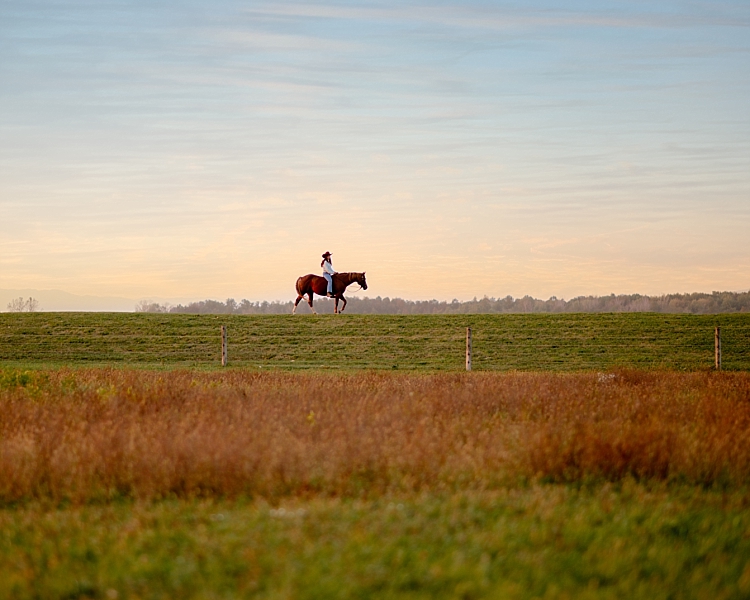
(1, 1), (748, 303)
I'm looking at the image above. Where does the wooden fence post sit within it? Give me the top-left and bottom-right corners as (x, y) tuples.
(221, 325), (228, 367)
(466, 327), (472, 371)
(715, 326), (721, 371)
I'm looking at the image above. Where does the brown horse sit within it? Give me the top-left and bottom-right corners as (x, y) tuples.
(293, 272), (367, 314)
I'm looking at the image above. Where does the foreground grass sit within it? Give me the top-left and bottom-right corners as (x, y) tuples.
(2, 485), (750, 599)
(3, 368), (750, 598)
(2, 370), (750, 502)
(1, 312), (749, 370)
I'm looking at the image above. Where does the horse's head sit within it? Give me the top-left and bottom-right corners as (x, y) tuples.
(357, 272), (368, 290)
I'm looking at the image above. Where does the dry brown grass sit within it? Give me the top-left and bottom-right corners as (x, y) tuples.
(1, 369), (749, 502)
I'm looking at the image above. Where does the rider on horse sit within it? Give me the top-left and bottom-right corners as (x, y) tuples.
(293, 258), (367, 314)
(321, 251), (336, 297)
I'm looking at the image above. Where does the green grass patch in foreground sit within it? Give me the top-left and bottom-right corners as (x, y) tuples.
(1, 312), (749, 370)
(2, 484), (749, 599)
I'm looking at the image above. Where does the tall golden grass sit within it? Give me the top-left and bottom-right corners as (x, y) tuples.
(0, 369), (749, 502)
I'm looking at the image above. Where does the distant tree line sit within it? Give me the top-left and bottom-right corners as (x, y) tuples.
(136, 291), (750, 315)
(6, 297), (39, 312)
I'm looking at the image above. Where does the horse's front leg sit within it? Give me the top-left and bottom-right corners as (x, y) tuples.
(307, 292), (317, 315)
(339, 296), (347, 313)
(334, 297), (339, 314)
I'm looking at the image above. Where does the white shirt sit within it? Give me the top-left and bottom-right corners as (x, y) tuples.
(322, 260), (336, 275)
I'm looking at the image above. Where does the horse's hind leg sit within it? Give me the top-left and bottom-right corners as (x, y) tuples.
(307, 293), (317, 315)
(293, 295), (304, 314)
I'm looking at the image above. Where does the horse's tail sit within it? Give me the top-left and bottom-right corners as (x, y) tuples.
(295, 276), (304, 296)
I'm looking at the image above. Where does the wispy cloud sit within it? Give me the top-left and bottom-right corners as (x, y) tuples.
(244, 2), (750, 30)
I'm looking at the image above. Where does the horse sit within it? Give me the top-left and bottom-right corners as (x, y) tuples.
(293, 272), (367, 314)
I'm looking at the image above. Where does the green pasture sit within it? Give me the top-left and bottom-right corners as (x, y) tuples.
(1, 312), (749, 370)
(3, 314), (750, 598)
(3, 485), (750, 600)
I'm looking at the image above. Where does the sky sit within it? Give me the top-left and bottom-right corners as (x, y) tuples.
(1, 0), (748, 306)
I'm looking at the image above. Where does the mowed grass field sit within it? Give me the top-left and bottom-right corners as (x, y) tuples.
(1, 312), (750, 370)
(2, 314), (750, 599)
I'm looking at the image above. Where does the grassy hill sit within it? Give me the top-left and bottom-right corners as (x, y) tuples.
(1, 312), (749, 370)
